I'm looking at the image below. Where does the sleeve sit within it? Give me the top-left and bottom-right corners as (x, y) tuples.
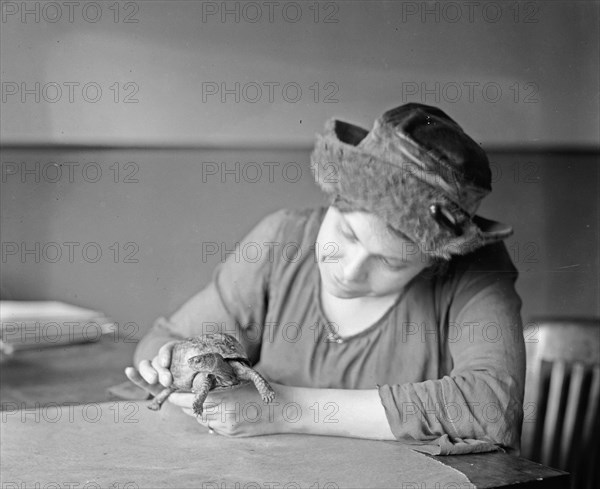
(135, 209), (289, 366)
(378, 242), (526, 455)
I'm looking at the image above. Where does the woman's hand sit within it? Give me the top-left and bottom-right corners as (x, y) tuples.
(168, 382), (295, 437)
(124, 340), (179, 397)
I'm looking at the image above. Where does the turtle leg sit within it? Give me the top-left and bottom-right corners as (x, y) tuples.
(148, 386), (175, 411)
(191, 373), (213, 416)
(230, 361), (275, 403)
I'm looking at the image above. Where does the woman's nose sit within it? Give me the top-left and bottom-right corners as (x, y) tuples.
(339, 247), (368, 282)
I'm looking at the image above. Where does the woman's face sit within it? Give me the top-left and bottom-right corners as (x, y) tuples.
(315, 206), (431, 299)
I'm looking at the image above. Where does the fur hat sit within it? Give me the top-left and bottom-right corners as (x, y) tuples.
(310, 103), (513, 259)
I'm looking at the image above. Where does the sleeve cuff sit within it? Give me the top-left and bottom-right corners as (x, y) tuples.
(377, 384), (502, 455)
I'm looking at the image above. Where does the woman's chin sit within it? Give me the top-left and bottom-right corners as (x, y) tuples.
(328, 288), (359, 299)
(322, 279), (364, 299)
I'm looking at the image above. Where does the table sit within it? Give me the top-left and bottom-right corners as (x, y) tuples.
(1, 334), (137, 407)
(0, 338), (569, 488)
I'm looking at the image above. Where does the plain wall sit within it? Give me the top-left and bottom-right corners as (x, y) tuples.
(1, 1), (598, 147)
(1, 147), (598, 339)
(1, 1), (598, 336)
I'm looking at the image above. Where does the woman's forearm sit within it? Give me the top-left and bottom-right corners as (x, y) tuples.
(278, 384), (396, 440)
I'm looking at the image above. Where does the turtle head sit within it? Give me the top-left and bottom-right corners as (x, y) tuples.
(187, 353), (221, 373)
(188, 352), (237, 376)
(188, 353), (237, 384)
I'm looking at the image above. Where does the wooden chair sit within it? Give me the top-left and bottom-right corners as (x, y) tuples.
(521, 318), (600, 489)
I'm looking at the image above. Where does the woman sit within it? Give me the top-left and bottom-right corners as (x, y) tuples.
(126, 103), (526, 455)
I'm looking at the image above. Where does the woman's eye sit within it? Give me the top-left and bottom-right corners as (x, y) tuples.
(379, 256), (404, 270)
(378, 256), (391, 266)
(342, 231), (357, 242)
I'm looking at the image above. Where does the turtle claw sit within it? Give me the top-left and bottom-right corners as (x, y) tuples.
(192, 400), (204, 417)
(261, 389), (276, 403)
(147, 387), (173, 411)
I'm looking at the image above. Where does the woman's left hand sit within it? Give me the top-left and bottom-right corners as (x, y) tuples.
(168, 382), (295, 437)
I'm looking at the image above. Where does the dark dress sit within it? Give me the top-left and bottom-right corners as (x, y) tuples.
(150, 207), (526, 454)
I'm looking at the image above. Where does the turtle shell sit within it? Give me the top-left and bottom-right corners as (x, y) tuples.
(185, 333), (250, 362)
(169, 333), (251, 391)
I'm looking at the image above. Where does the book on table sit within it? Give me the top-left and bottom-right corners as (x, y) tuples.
(0, 300), (115, 353)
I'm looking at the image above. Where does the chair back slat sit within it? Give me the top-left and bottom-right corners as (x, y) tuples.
(581, 365), (600, 442)
(540, 360), (569, 466)
(577, 365), (599, 489)
(522, 318), (600, 489)
(528, 358), (549, 461)
(559, 362), (586, 468)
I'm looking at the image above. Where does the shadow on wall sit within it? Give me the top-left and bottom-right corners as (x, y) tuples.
(0, 147), (598, 336)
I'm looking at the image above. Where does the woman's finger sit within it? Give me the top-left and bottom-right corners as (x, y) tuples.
(137, 359), (158, 385)
(168, 392), (196, 408)
(181, 408), (196, 418)
(124, 367), (163, 396)
(157, 341), (178, 368)
(171, 393), (220, 422)
(191, 412), (219, 435)
(180, 408), (212, 424)
(151, 357), (173, 387)
(192, 410), (220, 433)
(124, 367), (148, 388)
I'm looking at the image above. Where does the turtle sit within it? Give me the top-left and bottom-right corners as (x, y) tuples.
(147, 333), (275, 416)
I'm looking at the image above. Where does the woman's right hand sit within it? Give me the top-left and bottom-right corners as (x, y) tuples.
(124, 340), (179, 397)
